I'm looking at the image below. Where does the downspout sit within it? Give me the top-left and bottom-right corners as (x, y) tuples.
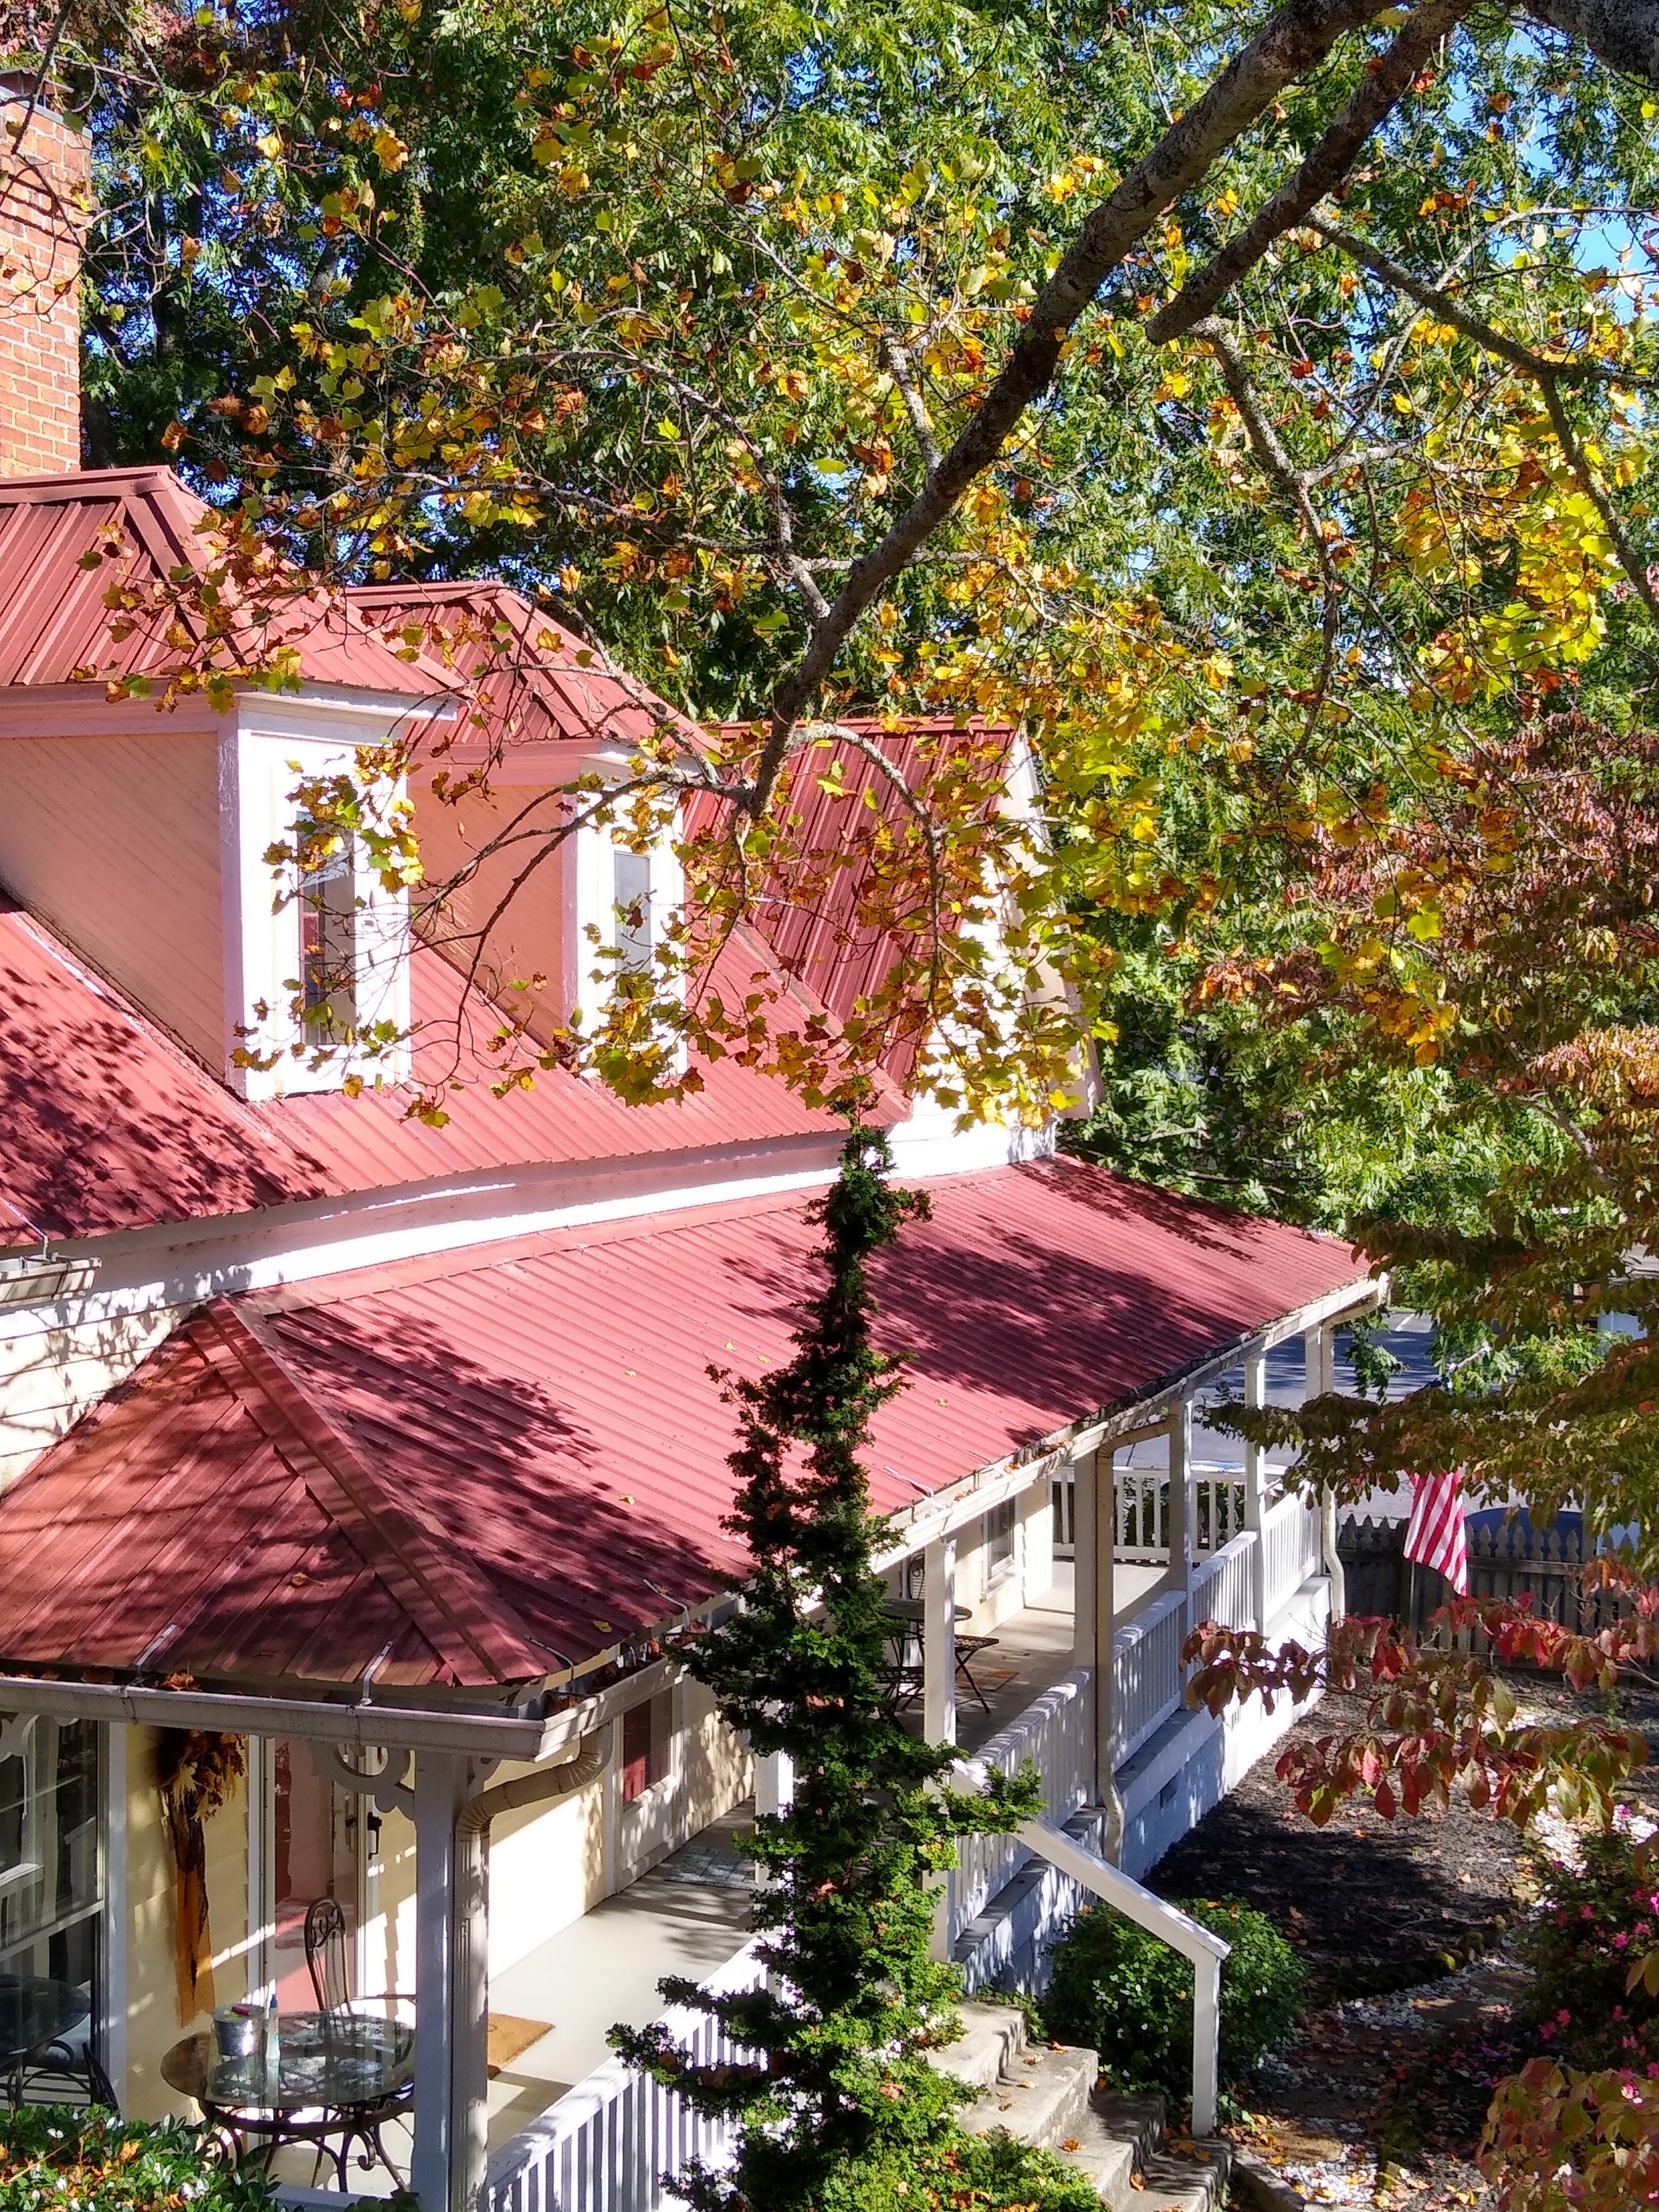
(451, 1731), (611, 2212)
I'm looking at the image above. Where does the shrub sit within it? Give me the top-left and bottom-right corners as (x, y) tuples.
(1044, 1896), (1306, 2108)
(1518, 1824), (1659, 2071)
(818, 2129), (1104, 2212)
(0, 2108), (273, 2212)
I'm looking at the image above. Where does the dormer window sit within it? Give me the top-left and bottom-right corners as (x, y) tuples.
(298, 824), (358, 1043)
(613, 846), (654, 976)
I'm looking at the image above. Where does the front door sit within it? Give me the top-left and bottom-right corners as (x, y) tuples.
(270, 1741), (360, 2011)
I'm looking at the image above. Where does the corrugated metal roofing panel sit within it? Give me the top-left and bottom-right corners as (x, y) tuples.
(0, 905), (855, 1244)
(0, 469), (442, 696)
(0, 1157), (1366, 1689)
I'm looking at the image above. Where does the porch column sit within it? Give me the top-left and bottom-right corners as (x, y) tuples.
(755, 1746), (794, 1891)
(1304, 1323), (1346, 1621)
(1242, 1349), (1268, 1633)
(922, 1535), (958, 1747)
(1167, 1394), (1194, 1605)
(755, 1748), (794, 1820)
(1071, 1447), (1123, 1861)
(409, 1750), (467, 2212)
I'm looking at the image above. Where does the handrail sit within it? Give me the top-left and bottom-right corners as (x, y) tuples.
(950, 1763), (1229, 2136)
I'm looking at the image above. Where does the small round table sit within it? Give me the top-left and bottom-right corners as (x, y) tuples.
(161, 2012), (415, 2186)
(1, 1976), (92, 2107)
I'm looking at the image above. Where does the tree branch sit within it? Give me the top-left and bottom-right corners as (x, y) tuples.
(1149, 0), (1473, 344)
(745, 0), (1397, 811)
(1311, 216), (1659, 627)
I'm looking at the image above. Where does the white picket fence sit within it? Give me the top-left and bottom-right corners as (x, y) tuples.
(485, 1941), (765, 2212)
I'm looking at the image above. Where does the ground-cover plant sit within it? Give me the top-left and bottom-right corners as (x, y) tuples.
(1043, 1896), (1305, 2112)
(1517, 1823), (1659, 2073)
(0, 2108), (272, 2212)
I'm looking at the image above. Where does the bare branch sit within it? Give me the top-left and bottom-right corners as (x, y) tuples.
(879, 334), (942, 482)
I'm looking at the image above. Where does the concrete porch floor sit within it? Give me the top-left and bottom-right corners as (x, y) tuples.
(916, 1560), (1164, 1755)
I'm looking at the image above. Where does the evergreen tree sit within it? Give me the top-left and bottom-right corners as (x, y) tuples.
(611, 1125), (1072, 2212)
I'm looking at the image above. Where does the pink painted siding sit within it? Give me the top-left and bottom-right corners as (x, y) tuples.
(0, 731), (226, 1067)
(410, 776), (575, 1041)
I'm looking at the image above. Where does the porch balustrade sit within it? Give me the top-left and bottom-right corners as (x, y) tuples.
(1262, 1486), (1323, 1624)
(944, 1667), (1091, 1949)
(1052, 1467), (1250, 1563)
(484, 1939), (764, 2212)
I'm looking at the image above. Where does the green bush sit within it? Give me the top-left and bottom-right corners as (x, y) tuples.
(0, 2108), (273, 2212)
(1518, 1823), (1659, 2071)
(1044, 1897), (1306, 2108)
(818, 2128), (1104, 2212)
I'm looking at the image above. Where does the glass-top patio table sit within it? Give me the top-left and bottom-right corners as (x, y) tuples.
(161, 2012), (415, 2187)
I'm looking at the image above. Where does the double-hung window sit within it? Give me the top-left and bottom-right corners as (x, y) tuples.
(297, 823), (358, 1041)
(0, 1712), (102, 1994)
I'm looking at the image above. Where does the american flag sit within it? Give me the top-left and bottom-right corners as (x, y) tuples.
(1405, 1471), (1469, 1595)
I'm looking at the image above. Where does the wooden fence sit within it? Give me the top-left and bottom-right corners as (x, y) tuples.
(1337, 1512), (1636, 1645)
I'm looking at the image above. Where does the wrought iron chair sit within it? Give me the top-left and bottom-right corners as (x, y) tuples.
(301, 1898), (417, 2188)
(7, 2018), (116, 2111)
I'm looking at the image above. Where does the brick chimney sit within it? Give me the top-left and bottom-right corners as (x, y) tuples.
(0, 74), (90, 475)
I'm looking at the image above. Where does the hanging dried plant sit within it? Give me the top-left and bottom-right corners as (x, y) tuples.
(155, 1730), (246, 2024)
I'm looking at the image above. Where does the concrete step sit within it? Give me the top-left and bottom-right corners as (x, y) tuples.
(930, 2004), (1231, 2212)
(959, 2041), (1096, 2152)
(932, 1999), (1031, 2093)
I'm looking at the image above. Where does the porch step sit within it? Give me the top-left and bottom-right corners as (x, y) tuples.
(932, 2005), (1232, 2212)
(959, 2040), (1096, 2152)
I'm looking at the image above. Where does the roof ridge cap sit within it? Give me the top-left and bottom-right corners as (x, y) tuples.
(204, 1303), (549, 1685)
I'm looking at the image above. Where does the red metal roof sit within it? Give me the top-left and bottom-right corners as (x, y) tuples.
(348, 580), (703, 762)
(705, 719), (1017, 1039)
(0, 1158), (1364, 1690)
(0, 903), (855, 1246)
(0, 903), (334, 1242)
(0, 469), (441, 696)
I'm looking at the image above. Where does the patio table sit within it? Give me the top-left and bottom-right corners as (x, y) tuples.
(161, 2010), (414, 2187)
(1, 1975), (91, 2106)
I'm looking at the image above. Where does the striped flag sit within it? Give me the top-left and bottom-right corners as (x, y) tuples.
(1405, 1471), (1469, 1596)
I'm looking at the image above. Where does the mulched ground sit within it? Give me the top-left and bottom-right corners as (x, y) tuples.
(1145, 1680), (1659, 2209)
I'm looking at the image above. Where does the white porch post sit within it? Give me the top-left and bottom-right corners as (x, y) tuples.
(1242, 1349), (1268, 1633)
(922, 1535), (958, 1747)
(1304, 1322), (1346, 1621)
(1071, 1447), (1123, 1860)
(755, 1748), (794, 1820)
(1168, 1395), (1194, 1603)
(410, 1750), (467, 2212)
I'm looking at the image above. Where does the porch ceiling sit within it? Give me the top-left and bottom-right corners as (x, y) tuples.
(0, 1157), (1366, 1694)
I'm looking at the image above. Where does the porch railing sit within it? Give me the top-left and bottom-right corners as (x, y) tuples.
(1262, 1486), (1322, 1623)
(1052, 1466), (1249, 1563)
(1110, 1584), (1190, 1765)
(945, 1666), (1090, 1948)
(484, 1940), (764, 2212)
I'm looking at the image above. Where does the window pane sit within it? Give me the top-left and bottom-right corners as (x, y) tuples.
(0, 1714), (101, 1983)
(297, 825), (358, 1039)
(613, 848), (652, 976)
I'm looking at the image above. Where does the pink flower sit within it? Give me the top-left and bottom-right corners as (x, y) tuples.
(1559, 2010), (1573, 2024)
(1617, 1933), (1631, 1949)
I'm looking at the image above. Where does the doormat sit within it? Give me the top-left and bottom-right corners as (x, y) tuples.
(487, 2014), (551, 2074)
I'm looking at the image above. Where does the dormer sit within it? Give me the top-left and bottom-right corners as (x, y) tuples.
(0, 471), (450, 1102)
(352, 583), (691, 1054)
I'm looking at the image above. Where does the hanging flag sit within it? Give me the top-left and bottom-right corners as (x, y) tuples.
(1405, 1470), (1469, 1596)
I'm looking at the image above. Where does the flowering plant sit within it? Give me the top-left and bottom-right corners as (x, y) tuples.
(1519, 1827), (1659, 2073)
